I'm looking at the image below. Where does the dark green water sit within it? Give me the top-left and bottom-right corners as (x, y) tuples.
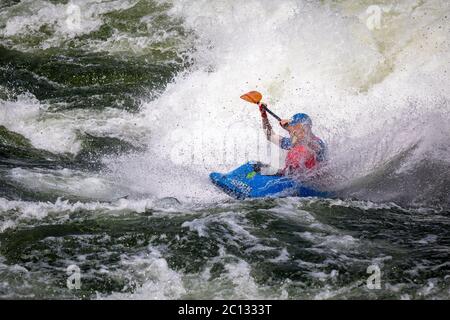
(0, 0), (449, 299)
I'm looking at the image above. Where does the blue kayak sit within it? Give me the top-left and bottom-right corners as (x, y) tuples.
(209, 161), (330, 199)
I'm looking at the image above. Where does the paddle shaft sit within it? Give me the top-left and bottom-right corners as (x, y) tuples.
(260, 104), (281, 121)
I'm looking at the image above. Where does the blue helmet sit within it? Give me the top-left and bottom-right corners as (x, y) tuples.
(289, 113), (312, 127)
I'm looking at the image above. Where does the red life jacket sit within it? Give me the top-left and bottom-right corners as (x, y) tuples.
(282, 144), (317, 176)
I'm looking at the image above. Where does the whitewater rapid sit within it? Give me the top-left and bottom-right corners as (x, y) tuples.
(107, 0), (450, 204)
(1, 0), (449, 205)
(0, 0), (449, 300)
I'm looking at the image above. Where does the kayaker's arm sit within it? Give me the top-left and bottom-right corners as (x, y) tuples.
(259, 103), (282, 145)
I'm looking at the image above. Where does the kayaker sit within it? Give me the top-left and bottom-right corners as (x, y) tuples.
(258, 103), (327, 177)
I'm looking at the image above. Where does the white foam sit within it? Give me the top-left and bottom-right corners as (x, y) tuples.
(296, 231), (358, 250)
(181, 211), (257, 242)
(414, 234), (438, 244)
(0, 0), (192, 57)
(0, 196), (188, 232)
(268, 248), (290, 263)
(0, 0), (138, 50)
(8, 167), (129, 201)
(181, 218), (208, 237)
(99, 246), (186, 299)
(0, 93), (149, 154)
(222, 260), (263, 299)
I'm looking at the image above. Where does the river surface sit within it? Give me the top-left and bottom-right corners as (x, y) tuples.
(0, 0), (449, 299)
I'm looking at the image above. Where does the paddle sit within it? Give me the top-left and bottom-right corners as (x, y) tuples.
(240, 91), (282, 121)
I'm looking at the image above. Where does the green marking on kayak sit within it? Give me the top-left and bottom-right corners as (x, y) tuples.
(246, 171), (257, 179)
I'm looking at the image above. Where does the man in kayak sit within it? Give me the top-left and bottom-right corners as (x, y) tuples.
(258, 103), (327, 177)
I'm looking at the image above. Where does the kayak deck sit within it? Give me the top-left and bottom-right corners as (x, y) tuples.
(210, 162), (329, 199)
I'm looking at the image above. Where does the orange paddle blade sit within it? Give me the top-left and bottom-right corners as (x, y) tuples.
(240, 91), (262, 104)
